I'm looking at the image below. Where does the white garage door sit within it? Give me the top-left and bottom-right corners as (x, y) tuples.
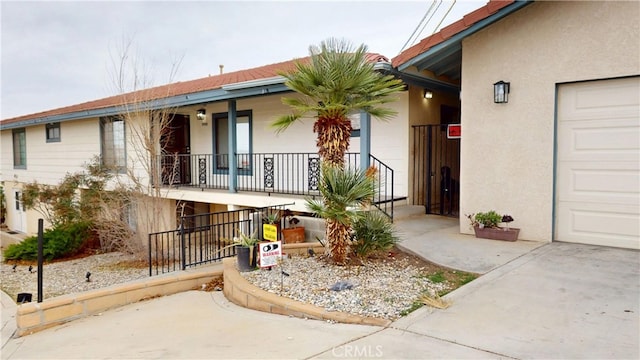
(556, 77), (640, 249)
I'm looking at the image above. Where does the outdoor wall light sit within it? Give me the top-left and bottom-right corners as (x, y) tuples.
(493, 81), (510, 103)
(424, 90), (433, 99)
(196, 108), (207, 124)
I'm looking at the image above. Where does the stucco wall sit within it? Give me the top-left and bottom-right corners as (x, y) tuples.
(459, 1), (640, 240)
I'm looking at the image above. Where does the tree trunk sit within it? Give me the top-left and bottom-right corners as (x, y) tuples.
(314, 115), (352, 168)
(326, 218), (350, 264)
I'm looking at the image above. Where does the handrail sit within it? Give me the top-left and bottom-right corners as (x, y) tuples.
(153, 152), (396, 218)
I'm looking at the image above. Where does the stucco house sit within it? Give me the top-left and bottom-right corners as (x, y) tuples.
(1, 0), (638, 252)
(393, 0), (639, 249)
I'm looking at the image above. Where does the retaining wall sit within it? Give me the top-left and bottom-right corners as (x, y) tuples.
(15, 265), (223, 337)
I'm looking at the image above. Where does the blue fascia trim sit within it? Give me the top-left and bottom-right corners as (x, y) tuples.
(0, 84), (291, 131)
(376, 61), (460, 93)
(398, 1), (533, 72)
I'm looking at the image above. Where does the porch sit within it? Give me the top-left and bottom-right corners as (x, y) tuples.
(156, 152), (401, 219)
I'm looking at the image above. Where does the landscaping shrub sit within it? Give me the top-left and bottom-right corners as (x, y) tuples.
(351, 210), (400, 257)
(3, 222), (92, 261)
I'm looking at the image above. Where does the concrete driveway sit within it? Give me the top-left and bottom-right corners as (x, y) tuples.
(3, 242), (638, 359)
(374, 242), (640, 359)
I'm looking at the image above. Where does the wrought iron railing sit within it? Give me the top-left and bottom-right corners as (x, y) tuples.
(369, 154), (395, 219)
(148, 204), (290, 275)
(154, 152), (395, 218)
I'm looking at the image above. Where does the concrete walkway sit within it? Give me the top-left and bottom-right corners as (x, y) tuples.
(394, 213), (544, 274)
(2, 214), (639, 359)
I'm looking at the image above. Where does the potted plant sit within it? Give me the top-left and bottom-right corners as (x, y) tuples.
(234, 229), (261, 271)
(467, 211), (519, 241)
(281, 210), (305, 244)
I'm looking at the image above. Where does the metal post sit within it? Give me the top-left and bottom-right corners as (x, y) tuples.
(37, 218), (43, 303)
(359, 111), (371, 171)
(180, 216), (186, 271)
(425, 126), (433, 214)
(228, 100), (237, 193)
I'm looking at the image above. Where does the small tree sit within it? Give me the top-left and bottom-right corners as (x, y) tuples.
(20, 157), (137, 252)
(103, 35), (185, 251)
(21, 157), (112, 227)
(306, 165), (376, 264)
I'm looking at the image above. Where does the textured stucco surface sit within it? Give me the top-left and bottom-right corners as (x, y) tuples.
(459, 1), (640, 240)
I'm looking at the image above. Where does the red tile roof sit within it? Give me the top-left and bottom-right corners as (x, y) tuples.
(392, 0), (515, 68)
(2, 53), (389, 125)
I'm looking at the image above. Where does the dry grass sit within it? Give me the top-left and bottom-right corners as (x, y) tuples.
(418, 291), (451, 309)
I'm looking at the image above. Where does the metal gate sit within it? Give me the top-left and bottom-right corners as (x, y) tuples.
(412, 125), (460, 216)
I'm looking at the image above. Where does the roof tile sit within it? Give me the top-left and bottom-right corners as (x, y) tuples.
(392, 0), (515, 68)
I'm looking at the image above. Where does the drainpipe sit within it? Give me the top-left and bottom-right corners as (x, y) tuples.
(360, 111), (371, 170)
(228, 100), (237, 193)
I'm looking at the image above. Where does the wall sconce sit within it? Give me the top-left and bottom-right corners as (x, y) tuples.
(493, 81), (510, 103)
(196, 109), (207, 124)
(424, 90), (433, 99)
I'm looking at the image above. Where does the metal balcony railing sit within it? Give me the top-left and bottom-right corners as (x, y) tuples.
(154, 152), (395, 218)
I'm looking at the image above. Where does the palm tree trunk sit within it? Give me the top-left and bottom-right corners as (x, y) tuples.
(314, 115), (352, 168)
(326, 218), (350, 264)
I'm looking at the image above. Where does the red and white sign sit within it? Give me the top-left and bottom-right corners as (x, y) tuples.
(447, 124), (461, 139)
(259, 241), (282, 268)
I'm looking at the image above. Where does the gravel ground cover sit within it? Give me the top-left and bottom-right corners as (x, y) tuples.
(1, 248), (475, 320)
(241, 250), (471, 320)
(0, 252), (148, 301)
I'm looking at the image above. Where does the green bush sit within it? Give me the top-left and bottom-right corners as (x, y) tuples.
(351, 210), (400, 257)
(473, 211), (502, 228)
(3, 222), (92, 261)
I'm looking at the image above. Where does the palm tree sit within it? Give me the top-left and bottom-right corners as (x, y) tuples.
(306, 165), (376, 264)
(273, 38), (405, 168)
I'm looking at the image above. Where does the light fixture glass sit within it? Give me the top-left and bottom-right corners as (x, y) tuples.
(196, 109), (207, 122)
(424, 90), (433, 99)
(493, 81), (510, 103)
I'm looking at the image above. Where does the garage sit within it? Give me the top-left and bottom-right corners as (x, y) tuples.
(555, 76), (640, 249)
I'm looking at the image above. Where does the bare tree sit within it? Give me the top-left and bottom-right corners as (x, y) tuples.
(97, 35), (186, 253)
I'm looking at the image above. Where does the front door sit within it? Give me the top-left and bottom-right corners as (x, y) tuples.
(12, 191), (27, 233)
(160, 114), (191, 185)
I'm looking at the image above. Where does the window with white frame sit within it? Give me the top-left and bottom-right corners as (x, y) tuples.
(100, 116), (126, 170)
(12, 128), (26, 168)
(213, 110), (252, 172)
(46, 123), (61, 142)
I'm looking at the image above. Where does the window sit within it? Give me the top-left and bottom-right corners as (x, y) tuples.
(100, 116), (126, 170)
(123, 202), (137, 232)
(46, 123), (61, 142)
(12, 128), (26, 168)
(15, 191), (22, 211)
(213, 110), (252, 172)
(349, 113), (361, 137)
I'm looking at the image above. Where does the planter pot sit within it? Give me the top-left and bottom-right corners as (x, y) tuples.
(282, 227), (305, 244)
(236, 245), (258, 272)
(473, 225), (519, 242)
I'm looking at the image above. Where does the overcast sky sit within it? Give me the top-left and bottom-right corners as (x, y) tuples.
(1, 0), (485, 120)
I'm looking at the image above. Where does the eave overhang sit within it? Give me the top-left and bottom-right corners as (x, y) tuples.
(0, 82), (290, 131)
(397, 1), (533, 79)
